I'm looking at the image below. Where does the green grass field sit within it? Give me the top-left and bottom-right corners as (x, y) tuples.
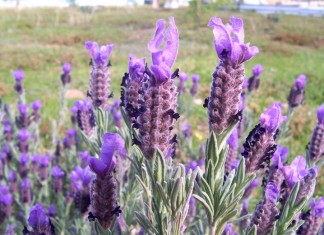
(0, 6), (323, 193)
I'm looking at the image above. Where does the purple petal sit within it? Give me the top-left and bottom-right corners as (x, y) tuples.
(192, 74), (200, 83)
(317, 104), (324, 124)
(227, 128), (238, 148)
(295, 74), (307, 89)
(272, 145), (288, 167)
(13, 69), (25, 81)
(211, 24), (232, 61)
(179, 72), (187, 82)
(265, 182), (279, 203)
(30, 100), (42, 111)
(128, 55), (146, 81)
(150, 63), (171, 82)
(62, 62), (71, 74)
(310, 197), (324, 218)
(88, 157), (107, 176)
(260, 102), (287, 133)
(230, 16), (244, 43)
(148, 19), (166, 55)
(252, 64), (263, 77)
(280, 156), (308, 187)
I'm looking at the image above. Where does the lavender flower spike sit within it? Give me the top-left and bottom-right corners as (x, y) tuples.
(137, 17), (179, 159)
(207, 16), (259, 134)
(178, 71), (187, 94)
(297, 197), (324, 235)
(248, 64), (263, 92)
(61, 62), (71, 86)
(0, 185), (13, 224)
(309, 104), (324, 162)
(243, 103), (286, 174)
(13, 69), (25, 95)
(288, 74), (307, 108)
(30, 100), (42, 122)
(190, 74), (199, 96)
(73, 98), (96, 136)
(249, 182), (279, 235)
(52, 166), (65, 192)
(85, 41), (114, 108)
(28, 203), (55, 235)
(121, 54), (146, 123)
(88, 133), (125, 229)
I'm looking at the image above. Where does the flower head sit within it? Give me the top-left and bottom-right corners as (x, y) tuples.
(280, 156), (308, 187)
(317, 104), (324, 124)
(208, 16), (258, 65)
(13, 69), (24, 81)
(148, 16), (179, 83)
(52, 166), (65, 178)
(260, 102), (286, 134)
(85, 41), (114, 66)
(19, 153), (29, 165)
(0, 185), (13, 206)
(62, 62), (71, 74)
(30, 100), (42, 111)
(18, 129), (30, 141)
(48, 204), (56, 217)
(295, 74), (307, 89)
(88, 133), (126, 176)
(192, 74), (199, 83)
(310, 198), (324, 218)
(265, 182), (280, 203)
(20, 178), (31, 189)
(18, 103), (28, 115)
(182, 123), (191, 139)
(272, 145), (288, 167)
(128, 55), (146, 81)
(179, 72), (187, 82)
(28, 203), (50, 233)
(252, 64), (263, 77)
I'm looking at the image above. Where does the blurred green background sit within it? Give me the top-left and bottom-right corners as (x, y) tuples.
(0, 5), (323, 193)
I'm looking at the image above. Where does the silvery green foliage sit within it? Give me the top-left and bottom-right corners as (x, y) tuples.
(271, 182), (308, 235)
(193, 122), (256, 234)
(132, 146), (198, 235)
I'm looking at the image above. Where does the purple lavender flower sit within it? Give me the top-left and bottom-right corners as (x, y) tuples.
(2, 119), (12, 141)
(108, 100), (123, 128)
(85, 41), (114, 108)
(38, 154), (50, 181)
(28, 203), (54, 234)
(280, 156), (317, 204)
(225, 128), (238, 174)
(30, 100), (42, 122)
(61, 62), (71, 86)
(243, 179), (259, 199)
(249, 182), (279, 234)
(78, 151), (91, 168)
(137, 17), (179, 159)
(5, 224), (14, 235)
(19, 153), (29, 178)
(185, 160), (203, 174)
(88, 133), (124, 229)
(52, 166), (65, 192)
(13, 69), (25, 94)
(248, 64), (263, 92)
(288, 74), (307, 108)
(8, 170), (17, 193)
(222, 224), (237, 235)
(190, 74), (199, 96)
(309, 104), (324, 162)
(73, 98), (96, 136)
(243, 103), (286, 174)
(120, 55), (146, 123)
(266, 145), (288, 192)
(207, 16), (258, 135)
(297, 198), (324, 235)
(182, 123), (191, 139)
(48, 204), (56, 217)
(20, 178), (32, 204)
(240, 200), (249, 230)
(16, 103), (30, 128)
(0, 185), (13, 223)
(148, 17), (178, 83)
(178, 72), (187, 94)
(70, 166), (93, 214)
(17, 129), (30, 153)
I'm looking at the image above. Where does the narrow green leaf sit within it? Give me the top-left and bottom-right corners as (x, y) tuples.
(193, 194), (214, 223)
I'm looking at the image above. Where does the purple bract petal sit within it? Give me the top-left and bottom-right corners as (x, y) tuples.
(18, 103), (28, 115)
(13, 69), (25, 81)
(272, 145), (288, 167)
(280, 156), (308, 188)
(62, 62), (71, 74)
(295, 74), (307, 89)
(18, 129), (30, 141)
(265, 182), (279, 203)
(310, 197), (324, 218)
(252, 64), (263, 77)
(208, 16), (258, 65)
(192, 74), (199, 83)
(227, 128), (238, 148)
(85, 41), (114, 66)
(148, 17), (179, 82)
(30, 100), (42, 111)
(317, 104), (324, 124)
(28, 203), (49, 229)
(128, 55), (146, 81)
(52, 166), (65, 178)
(260, 102), (287, 133)
(179, 72), (187, 82)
